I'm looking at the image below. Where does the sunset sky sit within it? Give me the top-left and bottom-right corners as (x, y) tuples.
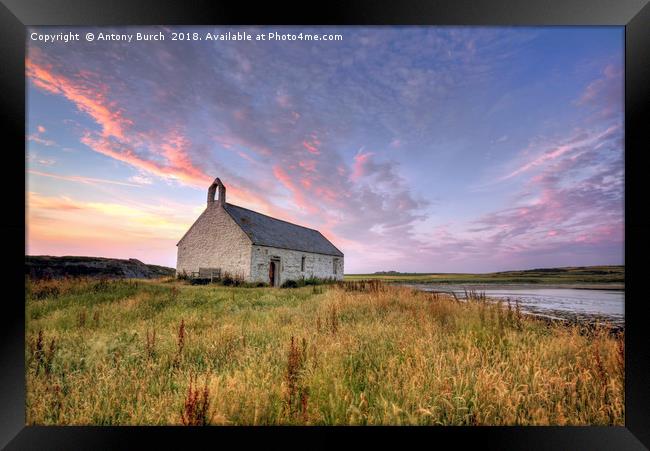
(26, 26), (624, 273)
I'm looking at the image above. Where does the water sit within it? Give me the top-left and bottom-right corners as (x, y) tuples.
(408, 285), (625, 327)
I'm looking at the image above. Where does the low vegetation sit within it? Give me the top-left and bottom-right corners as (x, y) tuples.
(346, 265), (624, 285)
(26, 255), (175, 279)
(26, 277), (623, 425)
(177, 272), (336, 289)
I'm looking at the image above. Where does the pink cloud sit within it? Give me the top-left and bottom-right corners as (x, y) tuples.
(302, 140), (320, 155)
(272, 165), (319, 214)
(298, 160), (317, 172)
(214, 133), (272, 157)
(574, 63), (623, 122)
(313, 186), (338, 203)
(237, 151), (257, 164)
(80, 133), (206, 187)
(500, 124), (620, 181)
(160, 131), (209, 183)
(351, 150), (373, 180)
(576, 64), (620, 106)
(26, 55), (132, 140)
(301, 178), (312, 189)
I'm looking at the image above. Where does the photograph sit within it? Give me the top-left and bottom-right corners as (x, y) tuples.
(25, 25), (626, 426)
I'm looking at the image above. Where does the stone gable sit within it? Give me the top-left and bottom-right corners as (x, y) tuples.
(176, 203), (252, 278)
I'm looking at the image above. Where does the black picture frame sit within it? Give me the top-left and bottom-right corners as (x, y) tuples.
(2, 0), (649, 449)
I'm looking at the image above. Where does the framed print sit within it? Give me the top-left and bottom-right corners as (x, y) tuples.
(1, 0), (649, 448)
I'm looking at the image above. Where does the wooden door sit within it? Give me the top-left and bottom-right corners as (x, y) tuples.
(269, 261), (276, 286)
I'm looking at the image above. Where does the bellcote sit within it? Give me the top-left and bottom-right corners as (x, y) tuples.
(207, 178), (226, 207)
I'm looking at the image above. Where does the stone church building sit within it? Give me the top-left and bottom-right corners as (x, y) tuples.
(176, 178), (344, 286)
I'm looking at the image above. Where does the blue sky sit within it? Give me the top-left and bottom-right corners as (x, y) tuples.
(26, 26), (624, 272)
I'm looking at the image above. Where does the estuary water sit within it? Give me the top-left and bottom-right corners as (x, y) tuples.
(407, 285), (625, 327)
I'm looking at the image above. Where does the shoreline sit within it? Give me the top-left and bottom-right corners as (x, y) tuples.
(398, 282), (624, 291)
(404, 282), (624, 330)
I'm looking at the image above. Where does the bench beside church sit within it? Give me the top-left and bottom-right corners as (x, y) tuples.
(176, 178), (344, 286)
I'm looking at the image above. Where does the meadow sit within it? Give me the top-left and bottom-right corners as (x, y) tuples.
(26, 277), (624, 425)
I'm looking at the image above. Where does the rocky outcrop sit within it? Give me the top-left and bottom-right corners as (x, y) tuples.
(25, 255), (175, 279)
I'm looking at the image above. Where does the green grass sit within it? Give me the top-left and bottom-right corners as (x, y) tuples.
(345, 265), (624, 285)
(26, 277), (624, 425)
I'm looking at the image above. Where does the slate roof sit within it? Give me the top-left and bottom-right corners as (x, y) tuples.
(223, 203), (344, 257)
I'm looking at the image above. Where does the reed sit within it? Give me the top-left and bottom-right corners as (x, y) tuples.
(76, 310), (86, 328)
(328, 304), (339, 335)
(172, 319), (185, 368)
(181, 373), (212, 426)
(145, 328), (156, 359)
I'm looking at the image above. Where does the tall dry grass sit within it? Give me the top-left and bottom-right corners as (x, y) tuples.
(25, 277), (624, 425)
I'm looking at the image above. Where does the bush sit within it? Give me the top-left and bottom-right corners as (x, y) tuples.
(302, 276), (336, 286)
(281, 280), (299, 289)
(222, 276), (241, 287)
(280, 277), (337, 289)
(236, 281), (269, 288)
(190, 278), (211, 285)
(29, 283), (60, 300)
(279, 277), (337, 289)
(220, 272), (245, 287)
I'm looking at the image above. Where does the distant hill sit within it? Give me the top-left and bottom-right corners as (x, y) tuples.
(356, 265), (625, 285)
(25, 255), (175, 279)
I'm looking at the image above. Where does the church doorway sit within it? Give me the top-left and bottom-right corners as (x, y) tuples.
(269, 258), (280, 286)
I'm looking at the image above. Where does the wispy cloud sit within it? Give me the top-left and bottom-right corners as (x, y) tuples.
(27, 134), (55, 147)
(128, 174), (153, 185)
(499, 124), (620, 182)
(27, 122), (55, 147)
(28, 169), (141, 187)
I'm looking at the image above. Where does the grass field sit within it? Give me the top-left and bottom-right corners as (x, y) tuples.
(26, 277), (624, 425)
(345, 265), (624, 285)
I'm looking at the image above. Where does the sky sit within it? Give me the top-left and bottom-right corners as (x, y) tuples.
(26, 26), (624, 273)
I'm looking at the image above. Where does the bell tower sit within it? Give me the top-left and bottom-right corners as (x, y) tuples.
(207, 178), (226, 207)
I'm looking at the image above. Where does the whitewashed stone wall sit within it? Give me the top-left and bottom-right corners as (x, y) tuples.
(176, 204), (252, 278)
(250, 245), (344, 285)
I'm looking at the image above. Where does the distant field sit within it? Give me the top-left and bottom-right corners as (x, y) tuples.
(345, 266), (624, 285)
(26, 277), (623, 425)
